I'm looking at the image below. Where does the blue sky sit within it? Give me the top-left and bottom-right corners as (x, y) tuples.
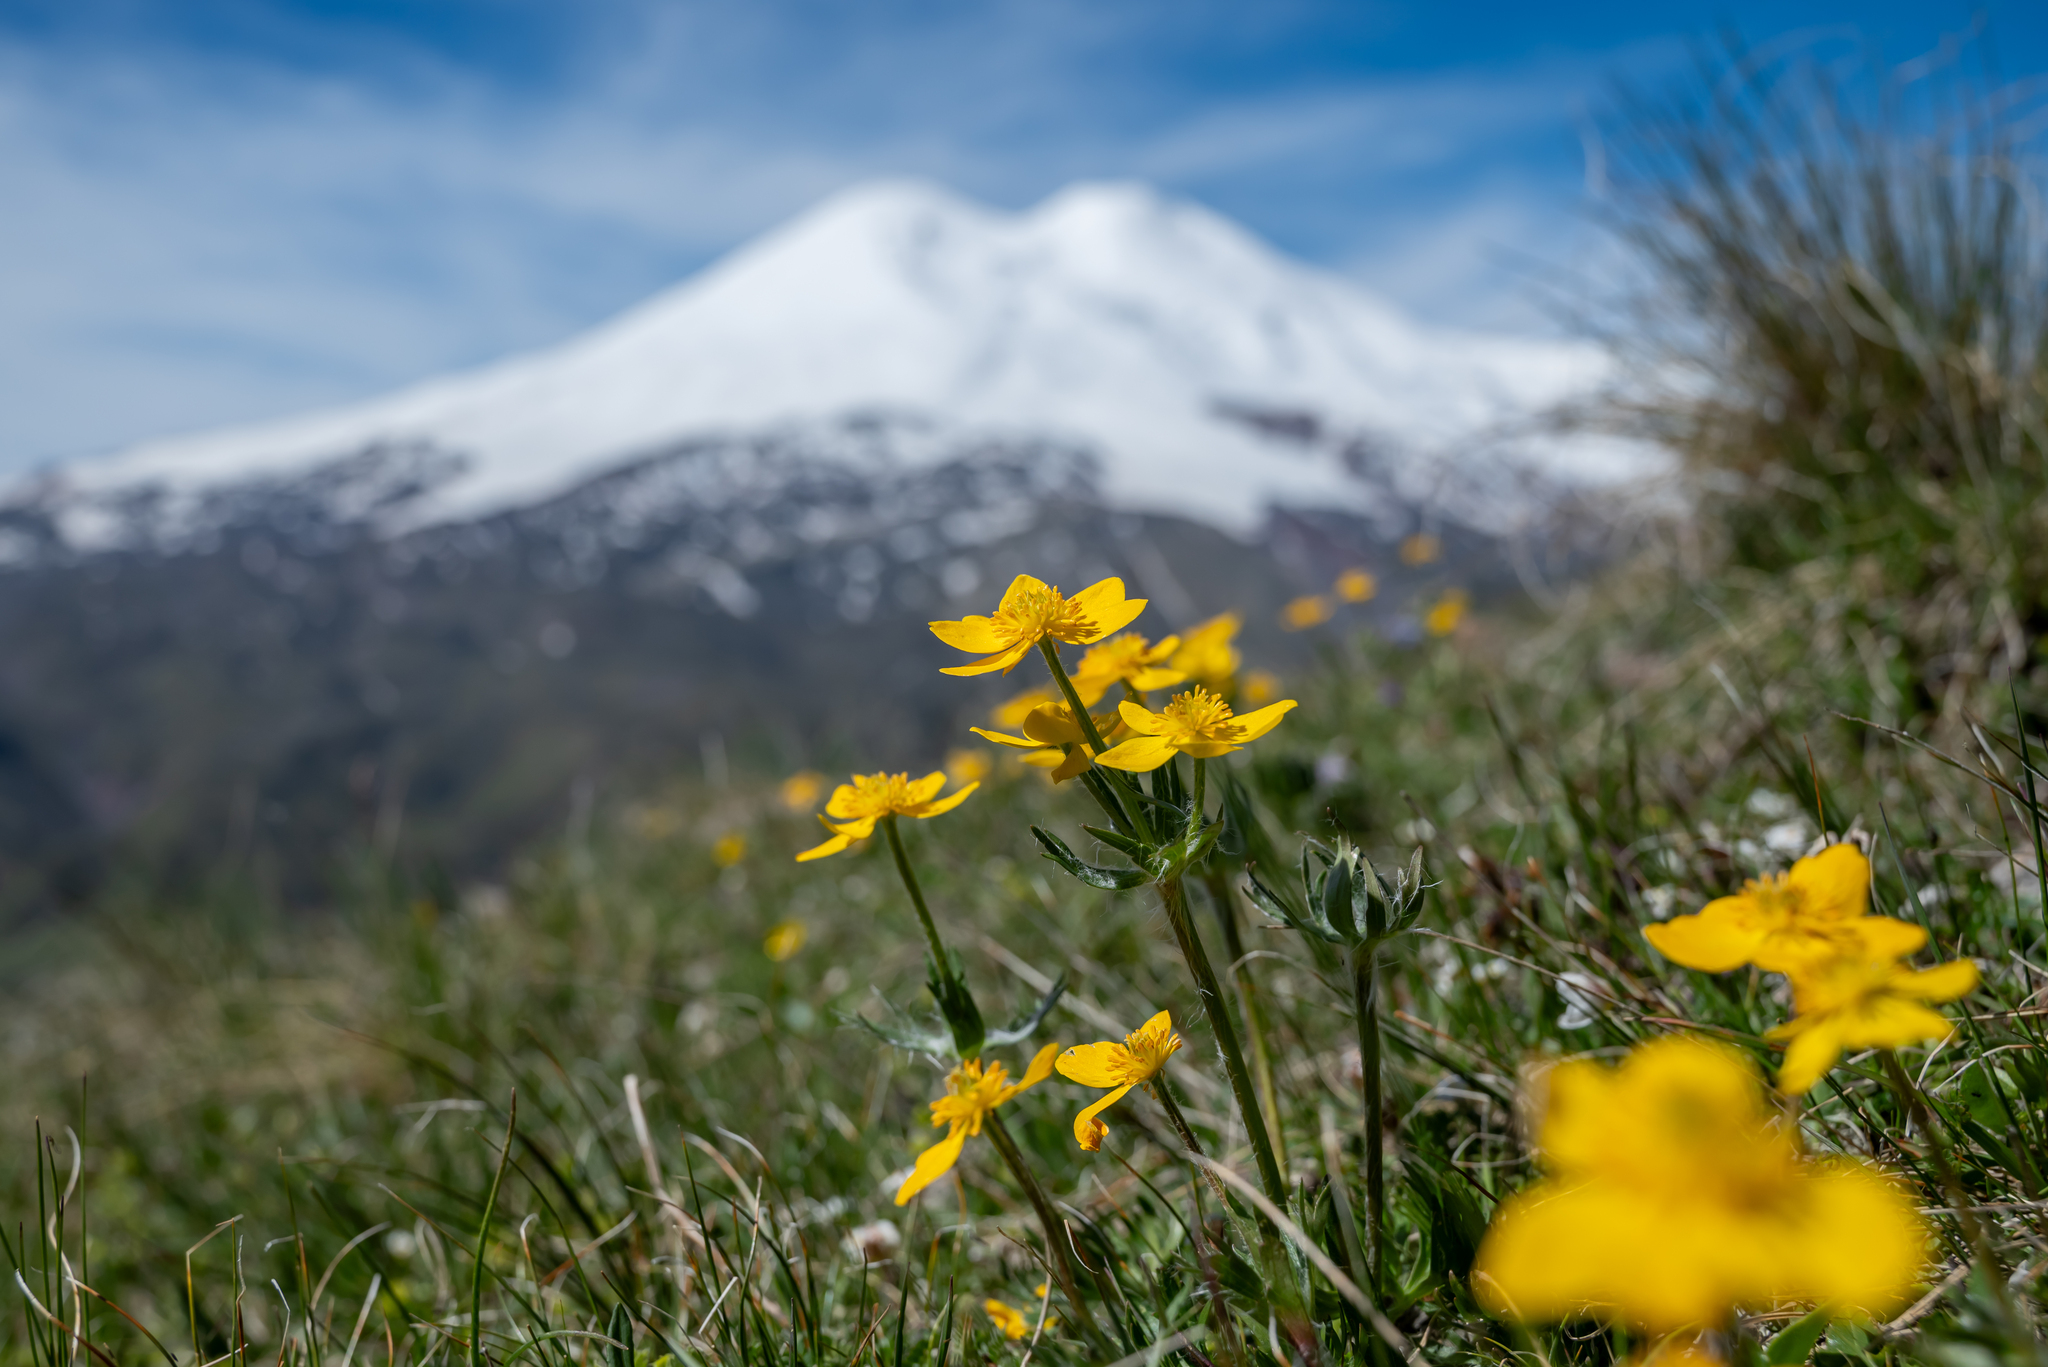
(0, 0), (2031, 472)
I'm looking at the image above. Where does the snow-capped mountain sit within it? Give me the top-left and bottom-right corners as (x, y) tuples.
(29, 179), (1639, 548)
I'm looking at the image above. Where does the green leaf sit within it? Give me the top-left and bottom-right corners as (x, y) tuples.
(1030, 826), (1151, 889)
(1080, 823), (1155, 861)
(1764, 1307), (1830, 1366)
(985, 974), (1069, 1046)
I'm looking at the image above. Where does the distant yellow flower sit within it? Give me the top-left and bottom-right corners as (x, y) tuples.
(1400, 532), (1441, 565)
(1334, 568), (1377, 602)
(984, 1300), (1029, 1340)
(945, 747), (992, 786)
(990, 688), (1058, 729)
(795, 771), (979, 862)
(1242, 669), (1280, 705)
(1768, 942), (1979, 1094)
(930, 575), (1148, 676)
(971, 701), (1118, 783)
(1056, 1010), (1184, 1150)
(1069, 632), (1185, 705)
(895, 1045), (1060, 1205)
(1281, 595), (1333, 630)
(1473, 1034), (1927, 1331)
(1169, 613), (1241, 692)
(779, 771), (826, 812)
(763, 920), (807, 962)
(1644, 844), (1903, 974)
(1094, 688), (1296, 772)
(712, 833), (747, 867)
(1424, 589), (1468, 636)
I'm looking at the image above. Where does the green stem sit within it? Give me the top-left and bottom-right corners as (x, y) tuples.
(983, 1113), (1106, 1346)
(472, 1092), (517, 1367)
(882, 816), (950, 971)
(1204, 868), (1284, 1161)
(1038, 640), (1144, 834)
(1150, 1078), (1233, 1211)
(1351, 943), (1385, 1297)
(1159, 874), (1288, 1207)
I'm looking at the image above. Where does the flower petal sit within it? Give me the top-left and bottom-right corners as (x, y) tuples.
(940, 640), (1035, 677)
(1022, 706), (1085, 745)
(1775, 1021), (1846, 1095)
(1838, 996), (1957, 1050)
(893, 1124), (970, 1205)
(1072, 1083), (1135, 1151)
(1786, 842), (1870, 922)
(1049, 747), (1094, 783)
(1062, 578), (1145, 643)
(795, 832), (854, 863)
(904, 772), (948, 805)
(996, 574), (1050, 614)
(999, 1041), (1061, 1102)
(929, 616), (1009, 654)
(1093, 735), (1180, 772)
(823, 783), (865, 819)
(1844, 917), (1929, 960)
(1643, 910), (1768, 973)
(913, 781), (978, 818)
(1127, 666), (1187, 691)
(1116, 700), (1166, 735)
(970, 726), (1042, 750)
(1225, 698), (1298, 742)
(1056, 1041), (1134, 1088)
(1901, 958), (1978, 1002)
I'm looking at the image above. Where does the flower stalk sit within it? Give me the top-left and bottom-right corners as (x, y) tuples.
(982, 1113), (1106, 1345)
(1350, 939), (1385, 1295)
(1203, 868), (1284, 1160)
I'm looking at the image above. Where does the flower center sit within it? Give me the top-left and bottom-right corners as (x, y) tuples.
(932, 1059), (1010, 1129)
(1741, 873), (1805, 928)
(998, 583), (1085, 641)
(1161, 687), (1234, 741)
(848, 772), (916, 815)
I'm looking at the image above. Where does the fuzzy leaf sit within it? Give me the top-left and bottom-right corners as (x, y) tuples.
(1031, 826), (1151, 890)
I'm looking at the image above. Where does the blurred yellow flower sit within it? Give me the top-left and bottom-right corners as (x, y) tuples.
(1281, 595), (1333, 630)
(1242, 669), (1280, 705)
(1069, 632), (1185, 705)
(895, 1044), (1060, 1205)
(990, 688), (1057, 729)
(1056, 1010), (1183, 1150)
(795, 771), (979, 862)
(1645, 844), (1906, 974)
(711, 833), (747, 867)
(970, 701), (1117, 783)
(1400, 532), (1442, 565)
(1168, 613), (1241, 692)
(763, 920), (807, 962)
(779, 771), (826, 812)
(945, 747), (992, 786)
(1424, 589), (1468, 636)
(930, 575), (1147, 676)
(983, 1300), (1028, 1340)
(1769, 942), (1979, 1094)
(1094, 687), (1296, 771)
(1334, 568), (1377, 602)
(1472, 1034), (1927, 1331)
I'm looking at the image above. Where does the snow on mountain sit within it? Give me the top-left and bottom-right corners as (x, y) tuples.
(33, 179), (1644, 544)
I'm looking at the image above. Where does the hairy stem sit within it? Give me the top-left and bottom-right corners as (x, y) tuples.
(1150, 1078), (1233, 1210)
(1351, 942), (1385, 1297)
(882, 816), (950, 972)
(1203, 867), (1284, 1160)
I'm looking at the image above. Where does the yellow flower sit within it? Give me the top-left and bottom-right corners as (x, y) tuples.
(763, 920), (807, 962)
(1768, 942), (1979, 1094)
(1644, 844), (1905, 975)
(930, 575), (1148, 676)
(1472, 1034), (1928, 1332)
(795, 771), (979, 862)
(1281, 594), (1333, 630)
(1400, 532), (1441, 565)
(1093, 687), (1296, 772)
(779, 771), (826, 812)
(983, 1300), (1029, 1340)
(1055, 1010), (1184, 1150)
(945, 747), (992, 786)
(990, 688), (1058, 729)
(971, 701), (1119, 783)
(1169, 613), (1241, 692)
(1334, 568), (1377, 602)
(1069, 632), (1186, 705)
(1242, 669), (1280, 705)
(894, 1044), (1060, 1205)
(1424, 588), (1468, 636)
(712, 833), (747, 867)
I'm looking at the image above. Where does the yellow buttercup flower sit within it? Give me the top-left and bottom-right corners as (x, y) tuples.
(712, 833), (747, 867)
(1645, 844), (1901, 974)
(1424, 588), (1468, 636)
(1334, 568), (1377, 602)
(929, 575), (1148, 676)
(983, 1300), (1029, 1340)
(1093, 687), (1296, 772)
(1400, 532), (1441, 565)
(1056, 1010), (1184, 1150)
(1473, 1034), (1928, 1332)
(1069, 632), (1186, 705)
(990, 688), (1057, 729)
(971, 701), (1119, 783)
(894, 1044), (1060, 1205)
(779, 770), (826, 812)
(1169, 613), (1241, 692)
(1768, 940), (1979, 1094)
(794, 771), (979, 862)
(1281, 594), (1333, 630)
(763, 920), (807, 962)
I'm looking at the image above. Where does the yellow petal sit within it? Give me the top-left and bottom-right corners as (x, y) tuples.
(929, 616), (1009, 653)
(822, 783), (864, 818)
(1093, 735), (1180, 772)
(939, 639), (1037, 677)
(1057, 1041), (1134, 1088)
(1786, 842), (1870, 922)
(1226, 698), (1297, 742)
(1175, 739), (1242, 758)
(894, 1124), (970, 1205)
(1115, 699), (1165, 734)
(1022, 705), (1085, 745)
(1015, 1040), (1061, 1092)
(795, 832), (854, 862)
(996, 574), (1050, 614)
(1901, 957), (1978, 1002)
(1127, 666), (1187, 691)
(1838, 996), (1957, 1050)
(913, 781), (978, 818)
(1786, 1162), (1930, 1317)
(1068, 674), (1112, 707)
(1643, 913), (1766, 973)
(1049, 747), (1094, 782)
(1775, 1021), (1845, 1095)
(1072, 1083), (1135, 1151)
(969, 726), (1042, 750)
(1021, 749), (1066, 768)
(1845, 917), (1930, 960)
(1064, 578), (1147, 643)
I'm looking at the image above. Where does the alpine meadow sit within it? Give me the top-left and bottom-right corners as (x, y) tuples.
(8, 45), (2048, 1367)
